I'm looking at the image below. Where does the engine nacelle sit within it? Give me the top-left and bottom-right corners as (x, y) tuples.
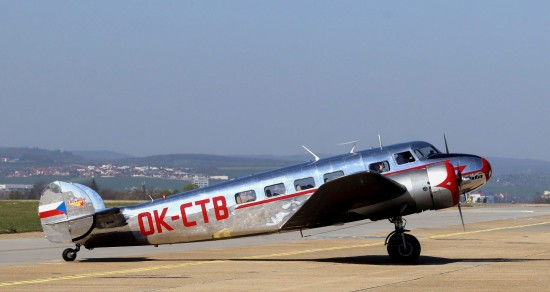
(406, 161), (460, 211)
(354, 162), (460, 220)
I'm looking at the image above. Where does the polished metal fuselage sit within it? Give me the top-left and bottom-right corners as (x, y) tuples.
(74, 141), (490, 248)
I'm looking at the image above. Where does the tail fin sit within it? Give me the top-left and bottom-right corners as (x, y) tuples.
(39, 181), (105, 243)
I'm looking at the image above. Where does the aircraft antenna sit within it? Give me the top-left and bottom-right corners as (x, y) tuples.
(338, 141), (357, 154)
(302, 145), (320, 162)
(142, 181), (153, 201)
(378, 134), (383, 150)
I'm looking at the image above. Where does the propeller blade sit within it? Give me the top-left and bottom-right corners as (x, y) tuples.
(444, 134), (465, 230)
(457, 202), (466, 231)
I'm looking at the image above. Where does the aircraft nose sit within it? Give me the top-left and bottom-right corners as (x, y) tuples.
(481, 157), (492, 182)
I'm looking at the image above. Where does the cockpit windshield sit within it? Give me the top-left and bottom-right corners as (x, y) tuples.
(414, 145), (441, 158)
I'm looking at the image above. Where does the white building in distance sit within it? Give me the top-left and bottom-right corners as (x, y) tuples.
(193, 175), (209, 188)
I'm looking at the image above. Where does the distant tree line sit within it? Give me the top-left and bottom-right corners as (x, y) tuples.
(0, 181), (47, 200)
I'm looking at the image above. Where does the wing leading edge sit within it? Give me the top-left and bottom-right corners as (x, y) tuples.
(282, 171), (407, 230)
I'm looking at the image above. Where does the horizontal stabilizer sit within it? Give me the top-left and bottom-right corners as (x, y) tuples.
(43, 212), (94, 226)
(282, 171), (406, 229)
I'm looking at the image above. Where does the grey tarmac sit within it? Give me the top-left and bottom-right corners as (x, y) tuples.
(1, 205), (550, 291)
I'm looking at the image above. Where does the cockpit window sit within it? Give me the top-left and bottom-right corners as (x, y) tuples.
(393, 151), (416, 165)
(414, 146), (440, 158)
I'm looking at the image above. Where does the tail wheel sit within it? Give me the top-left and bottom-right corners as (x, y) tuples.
(386, 233), (421, 263)
(62, 247), (78, 261)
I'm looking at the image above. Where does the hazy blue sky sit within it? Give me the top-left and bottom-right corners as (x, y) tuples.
(1, 1), (549, 160)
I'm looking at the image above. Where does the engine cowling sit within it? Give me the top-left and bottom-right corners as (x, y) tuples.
(354, 161), (460, 220)
(407, 161), (461, 211)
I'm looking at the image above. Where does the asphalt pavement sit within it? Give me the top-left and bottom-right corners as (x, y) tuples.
(1, 204), (550, 291)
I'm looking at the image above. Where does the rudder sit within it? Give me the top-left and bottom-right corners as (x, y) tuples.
(39, 181), (105, 243)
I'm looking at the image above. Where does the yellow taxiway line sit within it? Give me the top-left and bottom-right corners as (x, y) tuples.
(2, 220), (549, 287)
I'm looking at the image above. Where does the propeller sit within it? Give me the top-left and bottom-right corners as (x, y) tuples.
(457, 199), (466, 231)
(444, 134), (466, 231)
(444, 134), (450, 154)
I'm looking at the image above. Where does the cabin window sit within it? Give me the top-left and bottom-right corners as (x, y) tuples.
(414, 146), (440, 158)
(294, 177), (315, 191)
(369, 161), (390, 173)
(393, 151), (416, 165)
(323, 170), (344, 183)
(235, 190), (256, 204)
(264, 183), (286, 198)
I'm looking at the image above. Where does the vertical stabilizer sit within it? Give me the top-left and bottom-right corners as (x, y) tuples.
(39, 182), (105, 243)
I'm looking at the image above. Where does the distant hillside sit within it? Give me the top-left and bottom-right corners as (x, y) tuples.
(112, 153), (294, 167)
(72, 150), (134, 161)
(487, 157), (550, 175)
(1, 147), (549, 198)
(0, 147), (83, 164)
(3, 147), (550, 174)
(247, 153), (334, 162)
(480, 157), (550, 198)
(0, 147), (299, 177)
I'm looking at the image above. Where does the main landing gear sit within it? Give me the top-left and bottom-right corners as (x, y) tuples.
(385, 216), (421, 263)
(62, 244), (81, 262)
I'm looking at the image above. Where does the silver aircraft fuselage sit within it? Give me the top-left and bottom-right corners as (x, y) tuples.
(39, 141), (492, 253)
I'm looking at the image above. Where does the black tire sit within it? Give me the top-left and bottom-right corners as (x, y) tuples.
(62, 248), (77, 262)
(386, 233), (421, 263)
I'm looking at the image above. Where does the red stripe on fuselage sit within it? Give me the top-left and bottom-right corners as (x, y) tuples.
(383, 164), (429, 176)
(235, 189), (317, 210)
(234, 159), (480, 210)
(385, 160), (475, 177)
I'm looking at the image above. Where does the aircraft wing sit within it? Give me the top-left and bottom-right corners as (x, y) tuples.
(282, 171), (407, 229)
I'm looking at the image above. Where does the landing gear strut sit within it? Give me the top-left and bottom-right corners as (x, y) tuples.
(62, 244), (80, 262)
(385, 217), (420, 263)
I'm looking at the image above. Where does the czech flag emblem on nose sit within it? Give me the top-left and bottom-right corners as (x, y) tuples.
(39, 201), (67, 219)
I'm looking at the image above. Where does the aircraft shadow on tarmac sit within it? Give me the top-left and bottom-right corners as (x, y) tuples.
(79, 255), (549, 266)
(81, 257), (154, 262)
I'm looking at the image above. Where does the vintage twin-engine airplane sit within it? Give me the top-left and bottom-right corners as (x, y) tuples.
(39, 140), (491, 263)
